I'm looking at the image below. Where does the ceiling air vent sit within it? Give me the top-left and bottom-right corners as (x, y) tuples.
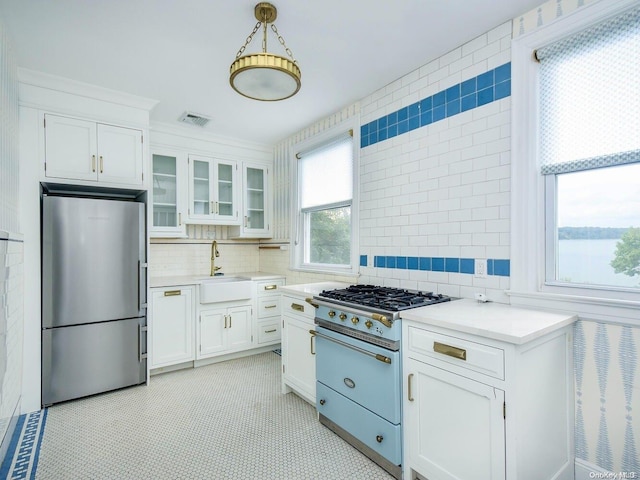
(178, 111), (211, 127)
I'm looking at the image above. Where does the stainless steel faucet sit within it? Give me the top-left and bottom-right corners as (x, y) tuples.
(210, 240), (221, 276)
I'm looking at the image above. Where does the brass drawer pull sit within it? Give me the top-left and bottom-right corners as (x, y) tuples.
(291, 303), (304, 312)
(264, 328), (277, 333)
(164, 290), (181, 296)
(433, 341), (467, 361)
(264, 284), (278, 290)
(264, 304), (277, 309)
(305, 297), (319, 308)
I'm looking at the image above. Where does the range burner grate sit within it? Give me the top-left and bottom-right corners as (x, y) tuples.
(318, 284), (451, 311)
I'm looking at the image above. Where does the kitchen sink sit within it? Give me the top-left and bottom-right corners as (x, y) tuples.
(199, 276), (252, 304)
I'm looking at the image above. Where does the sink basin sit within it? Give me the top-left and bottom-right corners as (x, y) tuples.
(199, 277), (252, 304)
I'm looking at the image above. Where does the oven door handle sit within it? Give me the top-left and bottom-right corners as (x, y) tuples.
(314, 330), (392, 364)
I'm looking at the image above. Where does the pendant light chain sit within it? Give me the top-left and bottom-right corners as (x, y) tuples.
(270, 23), (297, 64)
(235, 21), (261, 59)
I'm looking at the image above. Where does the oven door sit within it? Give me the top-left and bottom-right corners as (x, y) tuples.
(315, 326), (401, 423)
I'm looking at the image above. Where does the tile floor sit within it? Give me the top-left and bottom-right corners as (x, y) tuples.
(5, 352), (394, 479)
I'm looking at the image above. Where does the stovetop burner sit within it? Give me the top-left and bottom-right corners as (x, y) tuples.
(318, 284), (451, 312)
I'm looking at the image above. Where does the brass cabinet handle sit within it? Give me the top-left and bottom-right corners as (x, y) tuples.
(264, 304), (277, 309)
(309, 329), (316, 355)
(408, 373), (414, 402)
(433, 341), (467, 361)
(264, 284), (278, 290)
(178, 213), (182, 226)
(99, 155), (103, 173)
(291, 303), (304, 312)
(244, 215), (248, 227)
(305, 297), (319, 308)
(210, 201), (214, 215)
(164, 290), (181, 297)
(215, 201), (219, 214)
(91, 155), (96, 172)
(224, 315), (227, 329)
(264, 328), (277, 333)
(228, 315), (232, 328)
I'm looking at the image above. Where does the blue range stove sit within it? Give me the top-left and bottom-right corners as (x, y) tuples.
(311, 285), (453, 479)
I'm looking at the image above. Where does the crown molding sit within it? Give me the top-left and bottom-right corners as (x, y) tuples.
(17, 68), (159, 112)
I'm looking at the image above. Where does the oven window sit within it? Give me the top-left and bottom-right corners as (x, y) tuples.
(294, 131), (355, 272)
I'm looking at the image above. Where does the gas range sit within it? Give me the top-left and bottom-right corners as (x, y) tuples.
(312, 285), (454, 479)
(312, 285), (453, 350)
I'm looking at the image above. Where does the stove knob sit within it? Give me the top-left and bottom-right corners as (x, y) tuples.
(351, 316), (359, 325)
(339, 313), (347, 321)
(328, 310), (336, 318)
(365, 320), (373, 329)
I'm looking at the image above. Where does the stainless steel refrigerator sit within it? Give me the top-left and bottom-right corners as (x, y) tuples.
(41, 193), (147, 406)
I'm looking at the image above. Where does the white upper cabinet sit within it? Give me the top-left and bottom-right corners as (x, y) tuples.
(229, 162), (272, 238)
(150, 149), (188, 237)
(187, 155), (240, 225)
(44, 113), (144, 187)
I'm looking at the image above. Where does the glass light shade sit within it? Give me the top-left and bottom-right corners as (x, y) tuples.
(230, 53), (301, 101)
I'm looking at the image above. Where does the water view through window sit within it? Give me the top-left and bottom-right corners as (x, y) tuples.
(556, 164), (640, 289)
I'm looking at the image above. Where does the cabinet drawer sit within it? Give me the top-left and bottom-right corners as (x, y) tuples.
(257, 321), (281, 344)
(256, 279), (285, 296)
(258, 296), (281, 318)
(316, 382), (401, 466)
(282, 295), (316, 320)
(407, 326), (504, 380)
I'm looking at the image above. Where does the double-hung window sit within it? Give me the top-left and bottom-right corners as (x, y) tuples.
(537, 6), (640, 292)
(293, 131), (355, 272)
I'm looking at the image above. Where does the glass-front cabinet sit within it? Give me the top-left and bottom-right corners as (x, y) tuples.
(151, 150), (187, 237)
(229, 162), (271, 238)
(188, 155), (239, 224)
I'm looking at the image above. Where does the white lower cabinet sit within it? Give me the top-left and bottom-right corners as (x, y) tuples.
(281, 294), (317, 404)
(403, 320), (574, 480)
(255, 279), (285, 346)
(198, 304), (252, 358)
(150, 287), (194, 369)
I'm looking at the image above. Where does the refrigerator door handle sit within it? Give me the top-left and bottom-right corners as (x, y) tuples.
(139, 324), (148, 362)
(138, 261), (148, 311)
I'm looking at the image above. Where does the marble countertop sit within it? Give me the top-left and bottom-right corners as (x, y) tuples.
(279, 281), (351, 297)
(149, 272), (285, 288)
(401, 298), (577, 344)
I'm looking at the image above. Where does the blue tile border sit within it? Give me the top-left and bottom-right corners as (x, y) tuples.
(0, 409), (47, 480)
(371, 255), (510, 277)
(361, 62), (511, 148)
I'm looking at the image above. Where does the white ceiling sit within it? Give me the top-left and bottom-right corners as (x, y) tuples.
(0, 0), (541, 145)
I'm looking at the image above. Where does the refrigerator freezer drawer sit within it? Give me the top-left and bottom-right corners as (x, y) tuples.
(42, 317), (146, 405)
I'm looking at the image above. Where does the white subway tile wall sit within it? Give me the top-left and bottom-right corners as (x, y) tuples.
(0, 15), (23, 459)
(357, 23), (512, 303)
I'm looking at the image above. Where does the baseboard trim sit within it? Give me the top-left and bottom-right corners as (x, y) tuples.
(575, 459), (611, 479)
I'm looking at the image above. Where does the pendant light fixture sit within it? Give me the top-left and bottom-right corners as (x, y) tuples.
(230, 2), (301, 101)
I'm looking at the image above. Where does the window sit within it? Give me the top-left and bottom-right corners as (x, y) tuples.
(293, 131), (355, 272)
(538, 6), (640, 292)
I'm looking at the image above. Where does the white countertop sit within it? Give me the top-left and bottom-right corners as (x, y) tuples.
(280, 281), (350, 297)
(401, 298), (577, 344)
(150, 272), (285, 288)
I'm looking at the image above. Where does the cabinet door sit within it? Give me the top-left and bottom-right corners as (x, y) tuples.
(44, 114), (98, 181)
(97, 123), (144, 185)
(151, 151), (187, 237)
(282, 314), (316, 400)
(150, 288), (194, 368)
(199, 308), (226, 357)
(244, 165), (268, 233)
(214, 160), (239, 222)
(404, 358), (505, 480)
(226, 305), (252, 352)
(188, 155), (213, 221)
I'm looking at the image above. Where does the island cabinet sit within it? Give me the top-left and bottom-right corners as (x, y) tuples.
(401, 299), (576, 480)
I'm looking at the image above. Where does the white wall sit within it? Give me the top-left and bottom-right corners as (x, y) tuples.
(0, 11), (23, 459)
